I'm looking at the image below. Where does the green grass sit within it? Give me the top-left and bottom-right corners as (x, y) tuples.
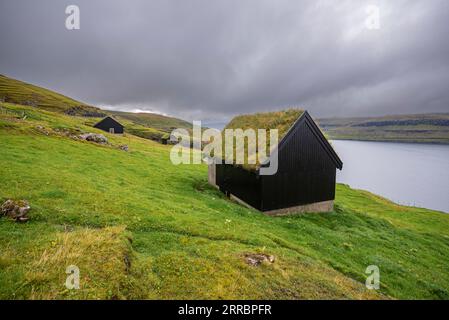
(1, 102), (449, 299)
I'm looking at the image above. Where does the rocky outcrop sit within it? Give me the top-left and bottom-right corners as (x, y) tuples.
(1, 199), (30, 222)
(79, 133), (108, 144)
(244, 253), (275, 266)
(119, 144), (129, 152)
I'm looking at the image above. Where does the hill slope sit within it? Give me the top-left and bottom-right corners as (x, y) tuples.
(107, 110), (192, 142)
(0, 74), (191, 142)
(0, 74), (104, 116)
(1, 102), (449, 299)
(317, 113), (449, 144)
(109, 110), (191, 132)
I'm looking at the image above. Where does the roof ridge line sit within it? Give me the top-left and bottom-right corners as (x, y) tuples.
(302, 112), (343, 169)
(260, 110), (343, 171)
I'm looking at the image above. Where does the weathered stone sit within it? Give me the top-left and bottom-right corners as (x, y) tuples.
(229, 192), (334, 215)
(79, 133), (108, 144)
(1, 199), (30, 222)
(208, 163), (217, 187)
(119, 144), (129, 152)
(244, 253), (275, 266)
(264, 200), (334, 216)
(35, 125), (49, 136)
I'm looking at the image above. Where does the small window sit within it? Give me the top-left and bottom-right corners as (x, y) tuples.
(109, 128), (115, 134)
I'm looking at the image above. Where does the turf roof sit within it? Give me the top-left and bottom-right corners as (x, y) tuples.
(219, 109), (304, 170)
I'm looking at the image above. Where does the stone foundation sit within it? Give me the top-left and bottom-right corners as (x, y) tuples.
(208, 163), (216, 186)
(229, 193), (334, 216)
(229, 194), (256, 210)
(264, 200), (334, 216)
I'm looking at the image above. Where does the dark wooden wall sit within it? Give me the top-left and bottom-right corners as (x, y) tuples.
(260, 119), (336, 211)
(216, 164), (261, 210)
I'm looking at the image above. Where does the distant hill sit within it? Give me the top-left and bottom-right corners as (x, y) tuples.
(109, 110), (192, 141)
(0, 74), (191, 142)
(109, 110), (190, 131)
(317, 113), (449, 144)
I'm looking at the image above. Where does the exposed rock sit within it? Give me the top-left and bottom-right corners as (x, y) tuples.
(35, 125), (49, 136)
(1, 199), (30, 222)
(54, 127), (82, 137)
(79, 133), (108, 144)
(244, 253), (275, 266)
(119, 144), (129, 152)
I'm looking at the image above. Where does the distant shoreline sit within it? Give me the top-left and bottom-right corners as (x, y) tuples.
(318, 112), (449, 145)
(328, 137), (449, 145)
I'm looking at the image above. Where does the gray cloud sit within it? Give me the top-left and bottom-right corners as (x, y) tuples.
(1, 0), (448, 122)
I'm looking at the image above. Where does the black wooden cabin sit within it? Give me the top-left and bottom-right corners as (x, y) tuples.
(93, 116), (124, 134)
(208, 110), (343, 215)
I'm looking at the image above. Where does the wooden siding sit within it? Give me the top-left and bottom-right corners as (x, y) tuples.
(260, 118), (336, 211)
(216, 164), (262, 210)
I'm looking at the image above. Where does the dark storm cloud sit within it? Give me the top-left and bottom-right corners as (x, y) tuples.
(1, 0), (448, 121)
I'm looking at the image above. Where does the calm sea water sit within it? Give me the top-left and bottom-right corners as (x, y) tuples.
(332, 140), (449, 213)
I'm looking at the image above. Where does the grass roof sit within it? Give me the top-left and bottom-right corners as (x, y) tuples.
(219, 109), (304, 170)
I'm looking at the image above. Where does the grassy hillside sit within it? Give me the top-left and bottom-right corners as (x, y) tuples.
(317, 113), (449, 144)
(0, 74), (191, 142)
(1, 102), (449, 299)
(0, 74), (104, 117)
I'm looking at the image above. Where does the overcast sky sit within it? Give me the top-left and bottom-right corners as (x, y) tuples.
(1, 0), (448, 122)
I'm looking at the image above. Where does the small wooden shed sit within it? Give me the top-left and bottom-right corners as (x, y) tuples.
(208, 109), (343, 215)
(93, 116), (124, 134)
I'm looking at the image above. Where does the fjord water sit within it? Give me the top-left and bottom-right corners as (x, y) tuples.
(332, 140), (449, 213)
